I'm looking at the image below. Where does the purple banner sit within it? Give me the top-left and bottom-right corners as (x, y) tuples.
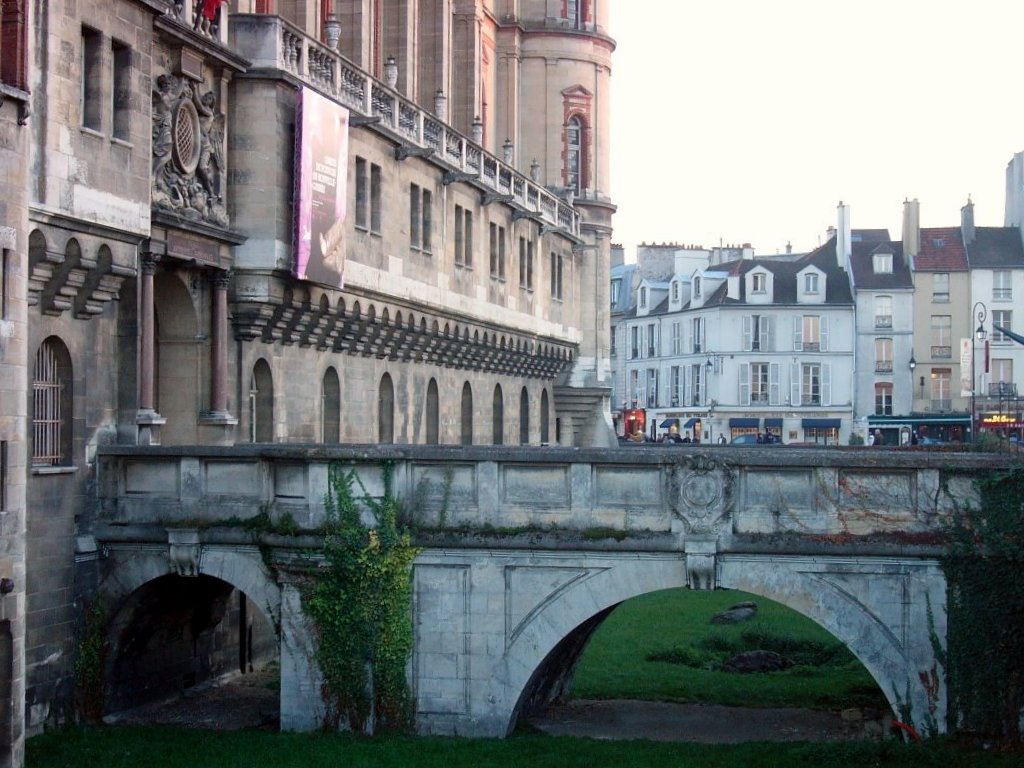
(293, 87), (349, 289)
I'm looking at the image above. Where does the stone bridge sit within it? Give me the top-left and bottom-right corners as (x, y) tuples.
(92, 444), (1010, 737)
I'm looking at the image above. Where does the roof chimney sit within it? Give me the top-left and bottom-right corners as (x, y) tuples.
(902, 198), (920, 263)
(836, 201), (851, 271)
(961, 196), (975, 245)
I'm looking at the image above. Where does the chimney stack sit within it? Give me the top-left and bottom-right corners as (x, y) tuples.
(836, 201), (851, 272)
(961, 197), (975, 245)
(902, 198), (920, 263)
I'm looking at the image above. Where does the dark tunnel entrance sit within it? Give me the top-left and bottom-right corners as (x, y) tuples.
(104, 573), (278, 719)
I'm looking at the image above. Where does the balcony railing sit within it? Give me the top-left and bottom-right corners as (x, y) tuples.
(230, 15), (579, 237)
(875, 361), (893, 373)
(874, 315), (892, 328)
(930, 398), (952, 411)
(989, 382), (1018, 397)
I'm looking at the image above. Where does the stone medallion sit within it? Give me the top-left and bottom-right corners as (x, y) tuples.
(671, 454), (733, 534)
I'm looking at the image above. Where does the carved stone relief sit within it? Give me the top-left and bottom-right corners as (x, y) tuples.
(671, 454), (733, 535)
(152, 73), (228, 228)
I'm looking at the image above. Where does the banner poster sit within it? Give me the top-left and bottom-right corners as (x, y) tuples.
(293, 87), (349, 289)
(959, 338), (972, 397)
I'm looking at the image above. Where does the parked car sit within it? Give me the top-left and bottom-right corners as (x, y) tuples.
(730, 433), (778, 445)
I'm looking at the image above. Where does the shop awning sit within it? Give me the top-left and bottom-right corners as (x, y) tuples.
(764, 418), (783, 428)
(659, 418), (679, 429)
(801, 418), (841, 429)
(729, 418), (760, 428)
(683, 417), (701, 428)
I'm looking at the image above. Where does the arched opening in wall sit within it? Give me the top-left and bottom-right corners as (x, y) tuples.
(250, 359), (274, 442)
(31, 337), (73, 467)
(322, 366), (341, 443)
(492, 384), (504, 445)
(519, 387), (530, 445)
(378, 372), (395, 444)
(153, 272), (200, 444)
(540, 389), (550, 444)
(103, 574), (279, 726)
(460, 382), (473, 445)
(426, 378), (439, 445)
(512, 588), (890, 741)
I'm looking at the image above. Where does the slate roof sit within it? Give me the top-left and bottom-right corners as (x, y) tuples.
(914, 227), (968, 272)
(967, 227), (1024, 268)
(848, 235), (913, 290)
(695, 235), (853, 308)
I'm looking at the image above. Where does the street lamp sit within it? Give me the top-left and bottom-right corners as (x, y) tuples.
(908, 353), (916, 411)
(970, 301), (988, 443)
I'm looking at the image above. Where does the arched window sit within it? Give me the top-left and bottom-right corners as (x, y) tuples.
(426, 378), (439, 444)
(566, 116), (583, 194)
(492, 384), (504, 445)
(322, 367), (340, 443)
(32, 337), (73, 466)
(378, 373), (395, 444)
(250, 359), (274, 442)
(540, 389), (550, 444)
(519, 387), (530, 444)
(460, 382), (473, 445)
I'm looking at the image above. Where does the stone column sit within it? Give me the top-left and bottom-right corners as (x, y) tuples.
(136, 252), (165, 445)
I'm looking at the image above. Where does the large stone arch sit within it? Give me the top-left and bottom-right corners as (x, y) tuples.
(414, 549), (947, 738)
(96, 543), (283, 716)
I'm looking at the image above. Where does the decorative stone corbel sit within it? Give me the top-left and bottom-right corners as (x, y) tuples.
(167, 529), (201, 577)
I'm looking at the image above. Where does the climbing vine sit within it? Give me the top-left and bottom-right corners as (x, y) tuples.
(942, 466), (1024, 746)
(303, 462), (420, 734)
(73, 599), (107, 723)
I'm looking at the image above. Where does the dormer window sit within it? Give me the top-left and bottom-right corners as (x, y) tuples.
(639, 286), (647, 308)
(693, 277), (702, 296)
(804, 273), (819, 293)
(671, 281), (678, 302)
(610, 279), (620, 306)
(873, 253), (893, 274)
(752, 273), (766, 293)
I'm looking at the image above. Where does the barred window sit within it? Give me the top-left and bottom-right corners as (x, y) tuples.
(32, 338), (73, 466)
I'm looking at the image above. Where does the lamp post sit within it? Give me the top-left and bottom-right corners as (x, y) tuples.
(971, 301), (988, 443)
(908, 353), (916, 413)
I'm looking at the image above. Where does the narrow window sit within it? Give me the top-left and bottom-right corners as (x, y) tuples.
(426, 378), (439, 444)
(32, 338), (73, 466)
(370, 163), (382, 233)
(112, 39), (131, 139)
(519, 387), (529, 444)
(378, 372), (395, 443)
(460, 382), (473, 445)
(410, 184), (421, 249)
(82, 27), (103, 131)
(492, 384), (504, 445)
(322, 367), (340, 442)
(356, 157), (368, 229)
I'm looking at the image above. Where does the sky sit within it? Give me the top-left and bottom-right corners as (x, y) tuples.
(608, 1), (1024, 259)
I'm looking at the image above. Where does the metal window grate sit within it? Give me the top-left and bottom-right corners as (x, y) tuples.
(33, 343), (63, 465)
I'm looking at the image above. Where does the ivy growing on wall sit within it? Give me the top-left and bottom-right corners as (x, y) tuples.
(303, 462), (420, 734)
(943, 466), (1024, 746)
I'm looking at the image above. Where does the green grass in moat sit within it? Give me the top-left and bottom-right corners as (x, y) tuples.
(571, 587), (889, 710)
(26, 727), (1024, 768)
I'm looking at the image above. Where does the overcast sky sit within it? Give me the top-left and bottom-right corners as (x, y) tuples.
(608, 1), (1024, 258)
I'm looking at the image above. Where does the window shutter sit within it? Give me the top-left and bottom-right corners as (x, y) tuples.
(683, 368), (691, 406)
(822, 363), (832, 406)
(820, 316), (830, 352)
(762, 317), (773, 352)
(790, 361), (800, 405)
(742, 316), (752, 351)
(793, 316), (803, 351)
(739, 363), (750, 405)
(769, 363), (780, 405)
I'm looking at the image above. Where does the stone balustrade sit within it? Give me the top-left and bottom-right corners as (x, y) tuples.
(229, 14), (579, 238)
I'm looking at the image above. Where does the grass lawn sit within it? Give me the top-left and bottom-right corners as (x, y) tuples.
(571, 587), (889, 710)
(25, 727), (1024, 768)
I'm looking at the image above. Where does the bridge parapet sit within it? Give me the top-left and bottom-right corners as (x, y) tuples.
(95, 444), (1009, 551)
